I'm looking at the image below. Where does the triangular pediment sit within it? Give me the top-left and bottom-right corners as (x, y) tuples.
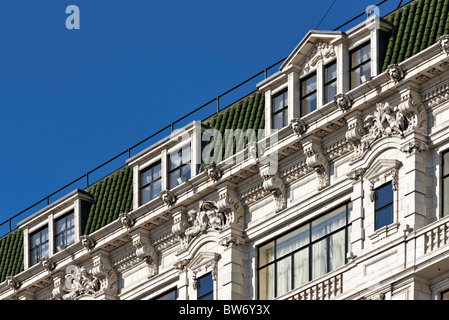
(280, 30), (344, 75)
(187, 252), (221, 271)
(364, 159), (401, 182)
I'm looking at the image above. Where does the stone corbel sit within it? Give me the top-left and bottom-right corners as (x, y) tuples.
(303, 136), (329, 190)
(259, 164), (286, 212)
(41, 257), (56, 273)
(345, 110), (365, 160)
(171, 206), (190, 248)
(119, 212), (135, 229)
(204, 162), (223, 182)
(131, 228), (159, 278)
(397, 84), (427, 135)
(219, 235), (243, 248)
(438, 35), (449, 54)
(51, 270), (66, 300)
(90, 249), (118, 299)
(216, 182), (244, 230)
(6, 276), (20, 291)
(385, 64), (406, 83)
(79, 235), (95, 251)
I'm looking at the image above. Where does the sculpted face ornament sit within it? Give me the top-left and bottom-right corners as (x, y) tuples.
(385, 64), (405, 83)
(334, 93), (352, 112)
(160, 189), (177, 207)
(438, 35), (449, 54)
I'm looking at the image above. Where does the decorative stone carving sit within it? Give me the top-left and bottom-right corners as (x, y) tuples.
(204, 163), (223, 182)
(290, 118), (308, 136)
(361, 102), (407, 151)
(216, 185), (244, 230)
(347, 168), (366, 182)
(366, 160), (400, 202)
(385, 64), (406, 83)
(41, 257), (55, 272)
(6, 276), (20, 291)
(119, 212), (135, 229)
(131, 229), (159, 278)
(174, 258), (190, 271)
(303, 136), (329, 190)
(397, 89), (427, 135)
(400, 139), (428, 154)
(260, 165), (287, 212)
(79, 235), (95, 251)
(303, 41), (335, 73)
(334, 93), (352, 112)
(91, 251), (119, 299)
(160, 189), (177, 207)
(247, 141), (258, 161)
(438, 35), (449, 54)
(61, 265), (100, 300)
(345, 111), (365, 160)
(219, 235), (243, 248)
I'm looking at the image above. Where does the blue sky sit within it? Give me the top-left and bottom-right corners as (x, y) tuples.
(0, 0), (411, 236)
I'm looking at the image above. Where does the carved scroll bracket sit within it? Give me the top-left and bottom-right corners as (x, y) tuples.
(90, 249), (118, 299)
(345, 110), (365, 160)
(397, 84), (427, 136)
(259, 164), (287, 212)
(130, 228), (159, 278)
(303, 136), (329, 190)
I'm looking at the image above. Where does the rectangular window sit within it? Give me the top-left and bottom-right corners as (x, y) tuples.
(350, 42), (371, 89)
(55, 211), (75, 251)
(272, 89), (288, 130)
(324, 62), (337, 104)
(443, 151), (449, 217)
(300, 73), (317, 116)
(197, 273), (213, 300)
(30, 226), (49, 266)
(168, 145), (191, 189)
(374, 182), (393, 230)
(155, 288), (178, 300)
(257, 203), (351, 299)
(140, 161), (162, 205)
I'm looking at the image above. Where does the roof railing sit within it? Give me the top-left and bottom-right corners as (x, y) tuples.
(0, 0), (392, 238)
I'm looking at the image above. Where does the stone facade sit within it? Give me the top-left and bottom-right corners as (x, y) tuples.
(2, 3), (449, 301)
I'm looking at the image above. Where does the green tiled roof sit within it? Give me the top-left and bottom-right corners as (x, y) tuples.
(0, 231), (23, 283)
(382, 0), (449, 70)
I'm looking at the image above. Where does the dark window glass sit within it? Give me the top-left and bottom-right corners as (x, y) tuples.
(30, 226), (49, 266)
(300, 73), (317, 116)
(197, 273), (213, 300)
(442, 289), (449, 300)
(156, 288), (178, 300)
(324, 62), (337, 104)
(168, 145), (191, 189)
(375, 182), (393, 230)
(443, 151), (449, 217)
(55, 211), (75, 251)
(140, 161), (162, 205)
(272, 90), (288, 130)
(258, 203), (351, 299)
(350, 42), (371, 89)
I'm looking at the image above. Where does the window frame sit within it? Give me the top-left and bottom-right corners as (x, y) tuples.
(139, 160), (162, 206)
(257, 202), (352, 299)
(323, 61), (337, 104)
(271, 89), (289, 130)
(374, 182), (394, 230)
(300, 72), (317, 117)
(168, 144), (191, 189)
(349, 41), (371, 89)
(29, 225), (49, 266)
(54, 210), (75, 252)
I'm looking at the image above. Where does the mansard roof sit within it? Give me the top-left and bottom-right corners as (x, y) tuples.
(0, 0), (447, 285)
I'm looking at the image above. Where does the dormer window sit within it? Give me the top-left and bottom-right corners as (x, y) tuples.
(350, 42), (371, 89)
(139, 161), (162, 205)
(168, 144), (191, 189)
(272, 89), (288, 130)
(300, 72), (317, 117)
(324, 61), (337, 104)
(54, 211), (75, 251)
(30, 226), (49, 266)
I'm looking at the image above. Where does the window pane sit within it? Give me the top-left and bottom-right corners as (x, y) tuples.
(329, 230), (345, 271)
(351, 68), (361, 88)
(324, 81), (337, 104)
(141, 169), (153, 186)
(152, 179), (162, 200)
(259, 241), (275, 266)
(198, 273), (213, 300)
(181, 163), (191, 180)
(293, 248), (309, 288)
(169, 169), (180, 189)
(301, 92), (317, 116)
(375, 183), (393, 209)
(152, 162), (161, 180)
(312, 238), (327, 280)
(157, 289), (178, 300)
(301, 74), (317, 96)
(273, 92), (287, 113)
(311, 205), (346, 241)
(277, 224), (309, 257)
(276, 256), (292, 296)
(376, 204), (393, 229)
(325, 63), (337, 82)
(141, 185), (151, 204)
(360, 62), (371, 79)
(259, 265), (274, 300)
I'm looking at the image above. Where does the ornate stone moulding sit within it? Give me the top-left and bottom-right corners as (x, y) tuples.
(302, 41), (336, 74)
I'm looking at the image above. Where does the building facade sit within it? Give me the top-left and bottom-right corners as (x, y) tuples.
(1, 0), (449, 300)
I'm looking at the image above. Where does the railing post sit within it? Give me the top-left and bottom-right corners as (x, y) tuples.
(9, 218), (11, 233)
(216, 97), (220, 114)
(86, 173), (89, 187)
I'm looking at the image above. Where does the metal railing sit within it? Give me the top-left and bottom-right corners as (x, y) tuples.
(0, 0), (390, 238)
